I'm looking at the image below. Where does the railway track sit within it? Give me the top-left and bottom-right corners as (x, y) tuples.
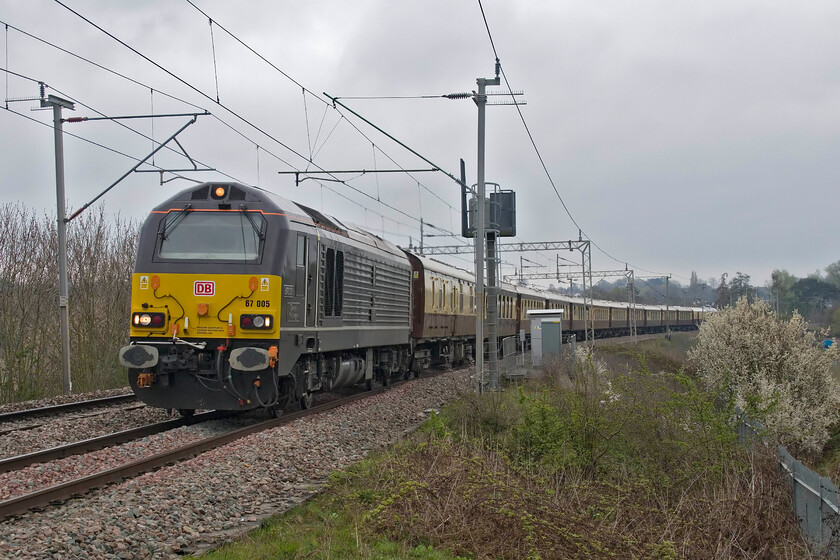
(0, 382), (396, 521)
(0, 410), (228, 474)
(0, 394), (137, 424)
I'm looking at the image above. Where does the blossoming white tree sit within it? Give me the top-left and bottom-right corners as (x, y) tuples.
(688, 296), (840, 456)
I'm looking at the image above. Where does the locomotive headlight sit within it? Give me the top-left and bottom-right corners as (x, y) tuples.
(132, 312), (166, 329)
(240, 314), (273, 330)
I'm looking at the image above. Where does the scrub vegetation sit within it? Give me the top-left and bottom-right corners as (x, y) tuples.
(200, 339), (810, 559)
(0, 203), (138, 402)
(689, 297), (840, 458)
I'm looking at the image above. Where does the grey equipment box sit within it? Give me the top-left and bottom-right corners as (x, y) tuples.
(526, 309), (564, 366)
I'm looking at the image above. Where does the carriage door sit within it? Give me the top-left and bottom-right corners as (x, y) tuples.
(296, 234), (318, 327)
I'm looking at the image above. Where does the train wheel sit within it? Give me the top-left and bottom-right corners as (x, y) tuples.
(300, 392), (313, 410)
(268, 405), (283, 418)
(177, 409), (195, 418)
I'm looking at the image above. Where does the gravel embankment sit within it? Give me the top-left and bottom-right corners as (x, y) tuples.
(0, 415), (260, 502)
(0, 404), (174, 460)
(0, 369), (470, 559)
(0, 389), (133, 415)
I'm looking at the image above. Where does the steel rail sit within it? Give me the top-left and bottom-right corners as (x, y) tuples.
(0, 394), (137, 423)
(0, 410), (229, 474)
(0, 384), (397, 521)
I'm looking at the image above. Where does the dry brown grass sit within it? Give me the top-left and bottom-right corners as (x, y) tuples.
(353, 436), (809, 560)
(341, 338), (813, 559)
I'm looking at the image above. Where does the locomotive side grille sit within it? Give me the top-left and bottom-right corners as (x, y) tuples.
(324, 247), (336, 316)
(341, 252), (411, 326)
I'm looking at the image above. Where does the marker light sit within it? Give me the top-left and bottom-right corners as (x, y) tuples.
(132, 312), (166, 329)
(239, 314), (274, 330)
(212, 186), (227, 199)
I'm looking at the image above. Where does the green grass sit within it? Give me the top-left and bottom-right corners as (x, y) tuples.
(191, 461), (468, 560)
(194, 333), (808, 559)
(594, 331), (697, 375)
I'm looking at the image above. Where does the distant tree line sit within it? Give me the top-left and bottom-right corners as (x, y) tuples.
(767, 264), (840, 334)
(577, 270), (715, 308)
(567, 263), (840, 335)
(0, 203), (138, 404)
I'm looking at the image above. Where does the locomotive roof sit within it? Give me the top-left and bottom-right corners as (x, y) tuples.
(155, 182), (406, 260)
(403, 252), (476, 283)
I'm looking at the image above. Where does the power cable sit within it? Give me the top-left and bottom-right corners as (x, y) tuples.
(0, 65), (247, 186)
(475, 0), (675, 279)
(53, 1), (460, 240)
(0, 18), (206, 112)
(1, 103), (205, 184)
(183, 0), (321, 101)
(52, 0), (315, 170)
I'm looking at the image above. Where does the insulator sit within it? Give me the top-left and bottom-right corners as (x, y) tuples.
(444, 92), (472, 100)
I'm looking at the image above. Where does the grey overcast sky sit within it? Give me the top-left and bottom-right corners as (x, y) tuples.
(1, 0), (838, 289)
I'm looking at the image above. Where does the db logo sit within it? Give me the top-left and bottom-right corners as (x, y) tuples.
(194, 281), (215, 296)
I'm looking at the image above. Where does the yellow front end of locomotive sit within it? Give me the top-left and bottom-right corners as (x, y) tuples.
(129, 272), (282, 340)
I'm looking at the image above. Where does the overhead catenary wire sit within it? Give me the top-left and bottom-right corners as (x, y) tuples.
(325, 99), (468, 242)
(1, 103), (214, 185)
(475, 0), (676, 280)
(208, 18), (221, 103)
(50, 1), (458, 245)
(6, 5), (518, 259)
(0, 68), (451, 246)
(0, 18), (206, 112)
(186, 0), (457, 217)
(0, 65), (247, 187)
(52, 0), (317, 171)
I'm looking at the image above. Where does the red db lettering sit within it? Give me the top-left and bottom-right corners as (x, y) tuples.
(194, 281), (215, 296)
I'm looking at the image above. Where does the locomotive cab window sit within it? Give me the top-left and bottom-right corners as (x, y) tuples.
(158, 211), (264, 261)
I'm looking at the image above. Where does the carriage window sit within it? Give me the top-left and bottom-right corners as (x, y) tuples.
(159, 211), (264, 261)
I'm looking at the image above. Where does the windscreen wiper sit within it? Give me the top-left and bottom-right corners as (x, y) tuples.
(240, 206), (265, 240)
(158, 204), (191, 240)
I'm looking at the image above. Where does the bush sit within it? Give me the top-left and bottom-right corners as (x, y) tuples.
(0, 204), (138, 402)
(688, 296), (840, 457)
(354, 369), (806, 559)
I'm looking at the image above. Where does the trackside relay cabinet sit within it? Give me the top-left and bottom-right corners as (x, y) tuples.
(526, 309), (564, 366)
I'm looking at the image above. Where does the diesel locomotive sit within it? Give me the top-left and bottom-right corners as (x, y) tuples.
(119, 182), (710, 415)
